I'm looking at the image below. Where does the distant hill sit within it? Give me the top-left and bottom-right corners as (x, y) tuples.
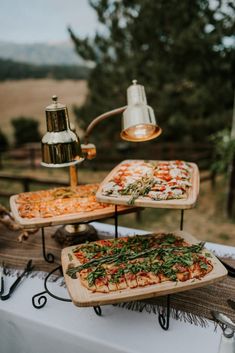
(0, 58), (90, 81)
(0, 41), (86, 66)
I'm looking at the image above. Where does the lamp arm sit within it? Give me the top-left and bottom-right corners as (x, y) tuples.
(84, 106), (127, 143)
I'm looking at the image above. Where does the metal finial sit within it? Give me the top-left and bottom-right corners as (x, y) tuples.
(132, 80), (138, 85)
(52, 95), (58, 103)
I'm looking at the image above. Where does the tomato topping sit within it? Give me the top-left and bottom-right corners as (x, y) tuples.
(99, 240), (112, 246)
(162, 175), (172, 181)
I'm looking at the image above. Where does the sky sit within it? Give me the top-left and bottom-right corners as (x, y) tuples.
(0, 0), (98, 43)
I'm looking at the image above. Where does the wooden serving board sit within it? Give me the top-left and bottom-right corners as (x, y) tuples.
(10, 191), (137, 229)
(61, 231), (227, 308)
(96, 160), (200, 209)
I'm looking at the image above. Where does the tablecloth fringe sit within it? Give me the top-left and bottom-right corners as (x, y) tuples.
(4, 268), (66, 287)
(115, 301), (210, 328)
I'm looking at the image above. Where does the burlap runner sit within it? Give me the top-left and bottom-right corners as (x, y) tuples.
(0, 224), (62, 274)
(1, 223), (235, 325)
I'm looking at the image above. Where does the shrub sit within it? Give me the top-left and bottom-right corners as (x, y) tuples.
(11, 117), (41, 146)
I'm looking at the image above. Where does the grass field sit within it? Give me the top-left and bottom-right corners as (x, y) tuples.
(0, 79), (88, 142)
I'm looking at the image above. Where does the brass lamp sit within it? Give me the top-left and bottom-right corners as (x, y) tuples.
(82, 80), (162, 156)
(41, 95), (97, 244)
(41, 95), (84, 168)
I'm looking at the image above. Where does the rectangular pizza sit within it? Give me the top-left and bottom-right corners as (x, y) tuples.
(62, 232), (227, 306)
(10, 183), (136, 228)
(96, 160), (199, 209)
(15, 184), (107, 219)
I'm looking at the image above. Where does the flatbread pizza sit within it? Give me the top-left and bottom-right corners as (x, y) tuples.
(100, 160), (194, 205)
(15, 184), (109, 219)
(66, 233), (213, 293)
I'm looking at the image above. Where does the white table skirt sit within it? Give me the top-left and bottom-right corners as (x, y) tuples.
(0, 222), (232, 353)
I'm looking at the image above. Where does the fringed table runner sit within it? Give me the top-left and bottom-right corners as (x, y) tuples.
(0, 224), (235, 326)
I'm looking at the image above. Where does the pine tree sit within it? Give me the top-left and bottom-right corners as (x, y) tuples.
(69, 0), (235, 143)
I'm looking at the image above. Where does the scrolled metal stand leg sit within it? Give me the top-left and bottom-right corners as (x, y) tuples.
(158, 295), (170, 331)
(114, 205), (118, 239)
(32, 290), (48, 309)
(93, 306), (102, 316)
(32, 266), (72, 309)
(180, 210), (184, 231)
(44, 266), (72, 302)
(41, 227), (55, 263)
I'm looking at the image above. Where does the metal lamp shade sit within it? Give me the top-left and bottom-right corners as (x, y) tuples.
(41, 96), (84, 168)
(41, 130), (83, 168)
(120, 80), (162, 142)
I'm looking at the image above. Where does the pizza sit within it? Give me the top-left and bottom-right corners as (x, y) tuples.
(16, 183), (110, 219)
(101, 160), (193, 204)
(66, 233), (213, 293)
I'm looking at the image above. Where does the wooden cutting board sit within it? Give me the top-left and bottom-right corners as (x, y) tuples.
(96, 160), (199, 209)
(10, 186), (137, 228)
(61, 231), (227, 308)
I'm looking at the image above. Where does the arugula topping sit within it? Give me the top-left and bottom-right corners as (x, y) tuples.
(120, 176), (155, 205)
(199, 261), (208, 270)
(87, 266), (106, 287)
(66, 241), (205, 280)
(66, 266), (81, 279)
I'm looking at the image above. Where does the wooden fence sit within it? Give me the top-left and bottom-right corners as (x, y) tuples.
(0, 141), (215, 199)
(0, 174), (70, 198)
(0, 141), (214, 171)
(87, 141), (213, 170)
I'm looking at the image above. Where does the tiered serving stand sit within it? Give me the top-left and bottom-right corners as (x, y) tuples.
(10, 161), (227, 330)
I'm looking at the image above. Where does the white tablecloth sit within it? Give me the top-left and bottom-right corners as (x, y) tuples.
(0, 222), (233, 353)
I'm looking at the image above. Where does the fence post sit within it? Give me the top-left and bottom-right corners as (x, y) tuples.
(22, 178), (30, 192)
(29, 148), (36, 169)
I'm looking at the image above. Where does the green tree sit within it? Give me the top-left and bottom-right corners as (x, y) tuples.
(11, 117), (41, 146)
(69, 0), (235, 143)
(0, 58), (90, 81)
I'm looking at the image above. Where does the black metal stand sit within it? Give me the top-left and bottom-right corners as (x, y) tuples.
(94, 306), (102, 316)
(32, 266), (71, 309)
(41, 228), (55, 263)
(158, 295), (171, 330)
(180, 209), (184, 231)
(32, 265), (103, 316)
(114, 205), (118, 239)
